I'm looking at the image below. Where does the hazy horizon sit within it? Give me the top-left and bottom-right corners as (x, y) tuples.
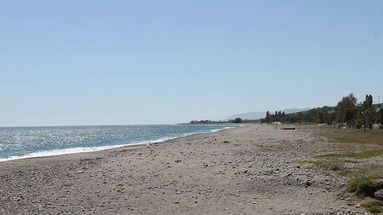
(1, 1), (382, 126)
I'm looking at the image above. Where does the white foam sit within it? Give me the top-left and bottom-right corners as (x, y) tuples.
(0, 126), (235, 162)
(0, 137), (175, 162)
(209, 126), (235, 133)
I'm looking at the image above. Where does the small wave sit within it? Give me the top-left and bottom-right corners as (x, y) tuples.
(0, 136), (176, 162)
(0, 126), (235, 162)
(210, 126), (235, 133)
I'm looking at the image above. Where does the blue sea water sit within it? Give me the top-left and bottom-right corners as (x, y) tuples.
(0, 124), (232, 161)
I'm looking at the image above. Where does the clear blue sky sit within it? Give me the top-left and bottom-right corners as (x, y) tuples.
(1, 1), (382, 126)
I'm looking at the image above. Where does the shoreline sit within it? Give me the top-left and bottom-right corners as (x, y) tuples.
(0, 124), (364, 214)
(0, 125), (235, 163)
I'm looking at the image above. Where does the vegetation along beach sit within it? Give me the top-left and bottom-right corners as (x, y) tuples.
(0, 124), (370, 214)
(1, 94), (383, 214)
(1, 1), (383, 214)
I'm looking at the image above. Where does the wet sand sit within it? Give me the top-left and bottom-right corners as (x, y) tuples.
(0, 124), (364, 214)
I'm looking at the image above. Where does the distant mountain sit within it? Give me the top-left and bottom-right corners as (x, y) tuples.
(226, 108), (311, 120)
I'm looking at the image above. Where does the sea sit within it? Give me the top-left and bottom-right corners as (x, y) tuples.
(0, 124), (233, 162)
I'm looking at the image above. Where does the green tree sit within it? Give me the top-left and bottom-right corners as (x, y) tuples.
(378, 108), (383, 124)
(233, 118), (242, 123)
(265, 111), (271, 123)
(281, 111), (286, 122)
(361, 94), (377, 129)
(335, 93), (358, 126)
(362, 94), (373, 109)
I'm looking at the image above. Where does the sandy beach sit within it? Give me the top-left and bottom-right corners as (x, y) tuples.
(0, 124), (365, 214)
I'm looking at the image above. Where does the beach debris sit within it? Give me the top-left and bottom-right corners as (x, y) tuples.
(223, 140), (230, 143)
(174, 159), (182, 163)
(282, 127), (296, 130)
(303, 180), (312, 187)
(284, 173), (293, 177)
(76, 170), (84, 174)
(346, 202), (354, 206)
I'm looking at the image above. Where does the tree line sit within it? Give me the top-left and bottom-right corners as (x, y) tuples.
(189, 118), (243, 124)
(261, 93), (383, 129)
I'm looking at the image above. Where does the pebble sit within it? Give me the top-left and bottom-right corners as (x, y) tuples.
(374, 189), (383, 200)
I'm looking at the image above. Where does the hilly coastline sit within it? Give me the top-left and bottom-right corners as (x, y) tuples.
(226, 108), (310, 120)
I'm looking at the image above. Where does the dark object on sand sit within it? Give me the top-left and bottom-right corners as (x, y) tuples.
(282, 127), (296, 130)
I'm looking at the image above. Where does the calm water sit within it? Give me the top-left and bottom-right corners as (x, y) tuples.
(0, 124), (232, 161)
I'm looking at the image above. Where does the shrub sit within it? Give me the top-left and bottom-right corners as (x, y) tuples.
(347, 177), (383, 197)
(362, 200), (383, 213)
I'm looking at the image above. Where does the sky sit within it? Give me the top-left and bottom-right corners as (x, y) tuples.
(0, 0), (382, 126)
